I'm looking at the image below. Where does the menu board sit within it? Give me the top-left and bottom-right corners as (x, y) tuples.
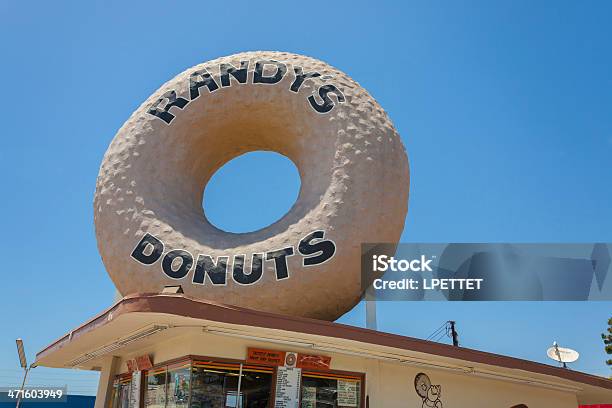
(301, 386), (316, 408)
(274, 366), (301, 408)
(129, 371), (141, 408)
(337, 380), (357, 407)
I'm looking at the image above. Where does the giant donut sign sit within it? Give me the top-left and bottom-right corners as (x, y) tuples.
(94, 51), (409, 320)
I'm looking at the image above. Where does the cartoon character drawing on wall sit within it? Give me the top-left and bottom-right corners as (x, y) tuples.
(414, 373), (443, 408)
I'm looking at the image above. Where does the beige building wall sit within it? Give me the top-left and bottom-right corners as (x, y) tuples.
(100, 329), (579, 408)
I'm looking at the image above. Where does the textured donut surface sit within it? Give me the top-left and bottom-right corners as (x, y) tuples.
(94, 51), (409, 321)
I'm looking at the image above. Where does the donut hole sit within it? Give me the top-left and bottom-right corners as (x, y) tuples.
(155, 84), (337, 245)
(203, 151), (301, 233)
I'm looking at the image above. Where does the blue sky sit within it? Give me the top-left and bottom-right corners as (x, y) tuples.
(1, 0), (611, 395)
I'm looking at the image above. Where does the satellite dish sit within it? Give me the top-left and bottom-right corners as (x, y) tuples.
(547, 342), (579, 368)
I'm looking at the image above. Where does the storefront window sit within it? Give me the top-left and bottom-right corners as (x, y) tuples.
(301, 373), (361, 408)
(190, 361), (273, 408)
(166, 363), (191, 408)
(232, 365), (272, 408)
(131, 357), (362, 408)
(145, 366), (168, 408)
(110, 375), (132, 408)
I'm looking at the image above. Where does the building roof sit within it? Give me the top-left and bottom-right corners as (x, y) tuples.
(36, 293), (612, 403)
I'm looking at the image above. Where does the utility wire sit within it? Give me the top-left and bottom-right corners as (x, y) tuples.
(426, 322), (449, 341)
(433, 330), (448, 343)
(426, 321), (459, 346)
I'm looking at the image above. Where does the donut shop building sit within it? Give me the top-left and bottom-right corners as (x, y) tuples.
(34, 292), (612, 408)
(34, 52), (612, 408)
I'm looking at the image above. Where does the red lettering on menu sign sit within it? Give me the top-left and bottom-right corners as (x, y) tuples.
(247, 348), (331, 369)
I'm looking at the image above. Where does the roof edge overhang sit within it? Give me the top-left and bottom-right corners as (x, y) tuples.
(35, 293), (612, 395)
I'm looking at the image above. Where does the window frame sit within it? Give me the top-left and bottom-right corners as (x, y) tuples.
(110, 372), (134, 408)
(190, 357), (275, 408)
(300, 368), (366, 408)
(112, 354), (366, 408)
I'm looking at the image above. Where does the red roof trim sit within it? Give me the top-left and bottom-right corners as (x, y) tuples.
(35, 293), (612, 391)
